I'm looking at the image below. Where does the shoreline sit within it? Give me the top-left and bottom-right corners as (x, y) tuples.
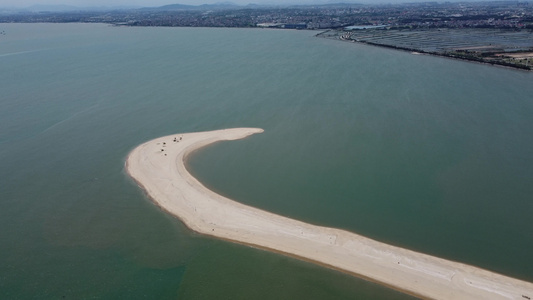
(317, 32), (532, 72)
(125, 128), (533, 299)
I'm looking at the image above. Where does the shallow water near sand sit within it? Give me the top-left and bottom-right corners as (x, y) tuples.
(1, 23), (532, 299)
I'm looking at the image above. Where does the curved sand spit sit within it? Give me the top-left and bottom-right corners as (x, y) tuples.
(126, 128), (533, 300)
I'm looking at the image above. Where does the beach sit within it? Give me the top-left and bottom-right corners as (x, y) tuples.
(125, 128), (533, 300)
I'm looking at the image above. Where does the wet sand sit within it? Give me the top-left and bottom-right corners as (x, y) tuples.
(126, 128), (533, 299)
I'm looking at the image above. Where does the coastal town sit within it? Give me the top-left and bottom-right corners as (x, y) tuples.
(1, 1), (532, 29)
(1, 1), (532, 69)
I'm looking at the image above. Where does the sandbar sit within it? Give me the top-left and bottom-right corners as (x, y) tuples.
(125, 128), (533, 299)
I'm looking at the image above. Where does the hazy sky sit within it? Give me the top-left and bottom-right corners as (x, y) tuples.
(2, 0), (418, 9)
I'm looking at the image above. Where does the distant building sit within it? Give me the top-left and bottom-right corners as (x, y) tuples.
(345, 25), (387, 30)
(283, 23), (307, 29)
(257, 23), (283, 28)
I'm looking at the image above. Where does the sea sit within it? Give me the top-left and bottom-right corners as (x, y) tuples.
(1, 23), (532, 299)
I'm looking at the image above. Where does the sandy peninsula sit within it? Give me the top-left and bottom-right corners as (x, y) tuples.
(126, 128), (533, 300)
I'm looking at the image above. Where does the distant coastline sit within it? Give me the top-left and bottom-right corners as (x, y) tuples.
(2, 1), (531, 71)
(317, 29), (533, 72)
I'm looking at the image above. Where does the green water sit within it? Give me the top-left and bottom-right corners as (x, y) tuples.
(1, 23), (532, 299)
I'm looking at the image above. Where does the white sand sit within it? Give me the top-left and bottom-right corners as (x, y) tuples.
(126, 128), (533, 299)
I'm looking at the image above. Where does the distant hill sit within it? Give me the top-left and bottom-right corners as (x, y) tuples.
(143, 2), (241, 11)
(290, 2), (364, 8)
(149, 3), (196, 11)
(4, 2), (366, 13)
(199, 2), (240, 9)
(25, 4), (83, 12)
(21, 4), (140, 12)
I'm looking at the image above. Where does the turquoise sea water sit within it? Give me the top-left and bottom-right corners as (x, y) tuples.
(1, 23), (532, 299)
